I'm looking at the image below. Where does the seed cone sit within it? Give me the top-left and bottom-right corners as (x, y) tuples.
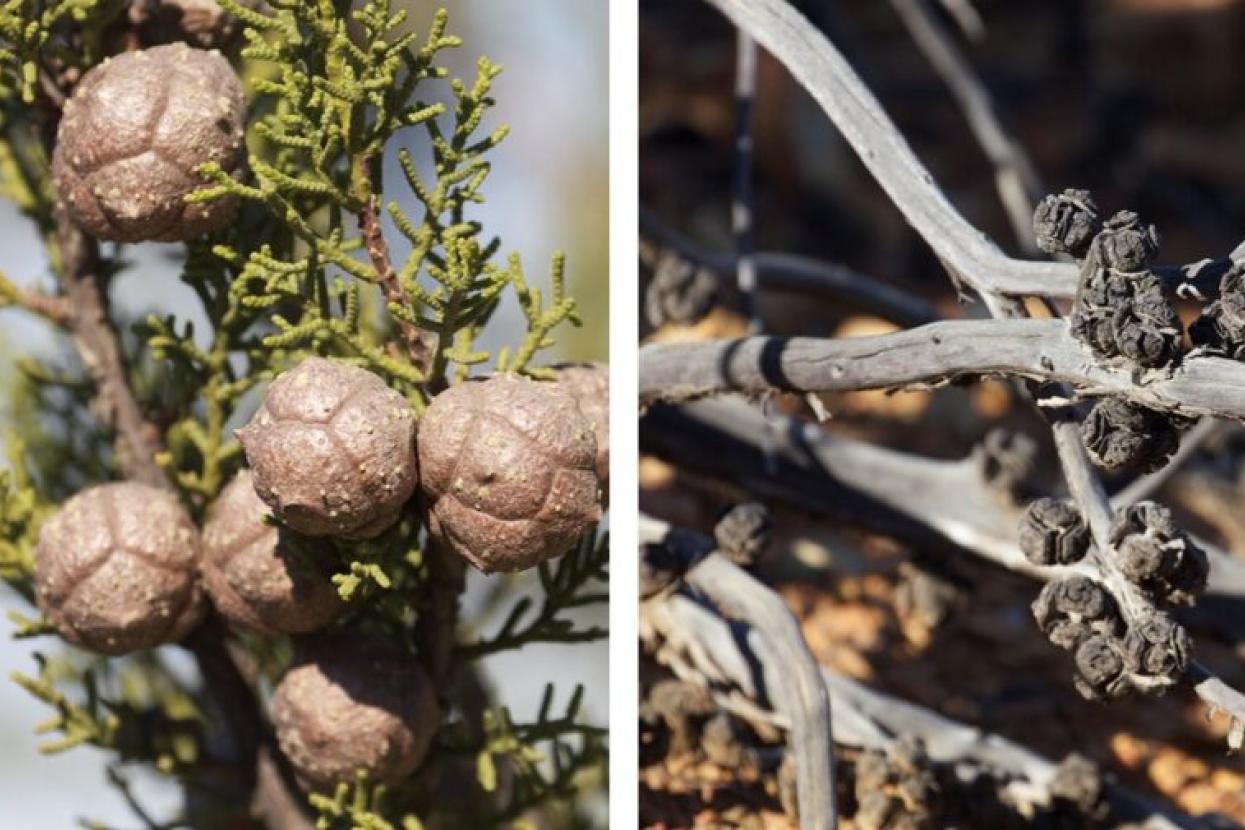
(236, 357), (418, 540)
(1018, 498), (1089, 567)
(713, 501), (771, 567)
(201, 470), (344, 635)
(34, 482), (204, 655)
(52, 42), (245, 242)
(418, 374), (601, 573)
(1109, 501), (1208, 606)
(1033, 188), (1101, 258)
(1080, 398), (1184, 473)
(272, 636), (438, 791)
(553, 362), (609, 484)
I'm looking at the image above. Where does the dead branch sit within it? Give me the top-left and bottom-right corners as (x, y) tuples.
(643, 590), (1201, 829)
(640, 209), (940, 328)
(639, 318), (1245, 422)
(640, 514), (837, 830)
(701, 0), (1238, 302)
(641, 397), (1245, 609)
(732, 29), (760, 332)
(889, 0), (1043, 252)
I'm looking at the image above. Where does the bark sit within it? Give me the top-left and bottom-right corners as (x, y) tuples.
(639, 318), (1245, 422)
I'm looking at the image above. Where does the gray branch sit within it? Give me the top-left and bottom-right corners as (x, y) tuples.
(639, 318), (1245, 422)
(640, 515), (836, 830)
(695, 0), (1245, 753)
(702, 0), (1063, 302)
(732, 29), (760, 332)
(890, 0), (1043, 253)
(701, 0), (1235, 302)
(643, 588), (1201, 829)
(643, 398), (1245, 743)
(640, 397), (1245, 619)
(639, 210), (940, 328)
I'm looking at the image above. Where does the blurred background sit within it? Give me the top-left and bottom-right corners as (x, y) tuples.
(0, 1), (607, 825)
(640, 0), (1245, 825)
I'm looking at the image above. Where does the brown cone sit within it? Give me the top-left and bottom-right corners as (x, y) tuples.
(553, 362), (609, 485)
(34, 482), (204, 655)
(201, 470), (344, 635)
(272, 636), (439, 791)
(52, 43), (245, 242)
(236, 357), (418, 540)
(418, 373), (601, 573)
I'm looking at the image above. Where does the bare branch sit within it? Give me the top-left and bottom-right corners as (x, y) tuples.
(933, 0), (985, 41)
(702, 0), (1062, 302)
(639, 318), (1245, 422)
(890, 0), (1043, 252)
(643, 590), (1202, 829)
(640, 209), (940, 327)
(701, 0), (1235, 302)
(699, 0), (1245, 762)
(640, 398), (1245, 610)
(645, 406), (1245, 742)
(732, 31), (760, 332)
(640, 515), (837, 830)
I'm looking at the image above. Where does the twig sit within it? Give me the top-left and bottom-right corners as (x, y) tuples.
(1188, 664), (1245, 752)
(889, 0), (1043, 253)
(643, 590), (1201, 828)
(55, 208), (168, 489)
(640, 209), (940, 327)
(415, 537), (466, 690)
(732, 31), (760, 332)
(640, 515), (837, 830)
(0, 270), (72, 326)
(640, 397), (1245, 607)
(700, 0), (1236, 303)
(358, 195), (436, 378)
(702, 0), (1061, 304)
(638, 318), (1245, 422)
(934, 0), (985, 41)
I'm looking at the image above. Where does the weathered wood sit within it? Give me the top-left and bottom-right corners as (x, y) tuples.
(693, 0), (1245, 760)
(644, 590), (1201, 829)
(639, 318), (1245, 423)
(640, 398), (1245, 609)
(640, 516), (837, 830)
(639, 210), (940, 328)
(701, 0), (1237, 302)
